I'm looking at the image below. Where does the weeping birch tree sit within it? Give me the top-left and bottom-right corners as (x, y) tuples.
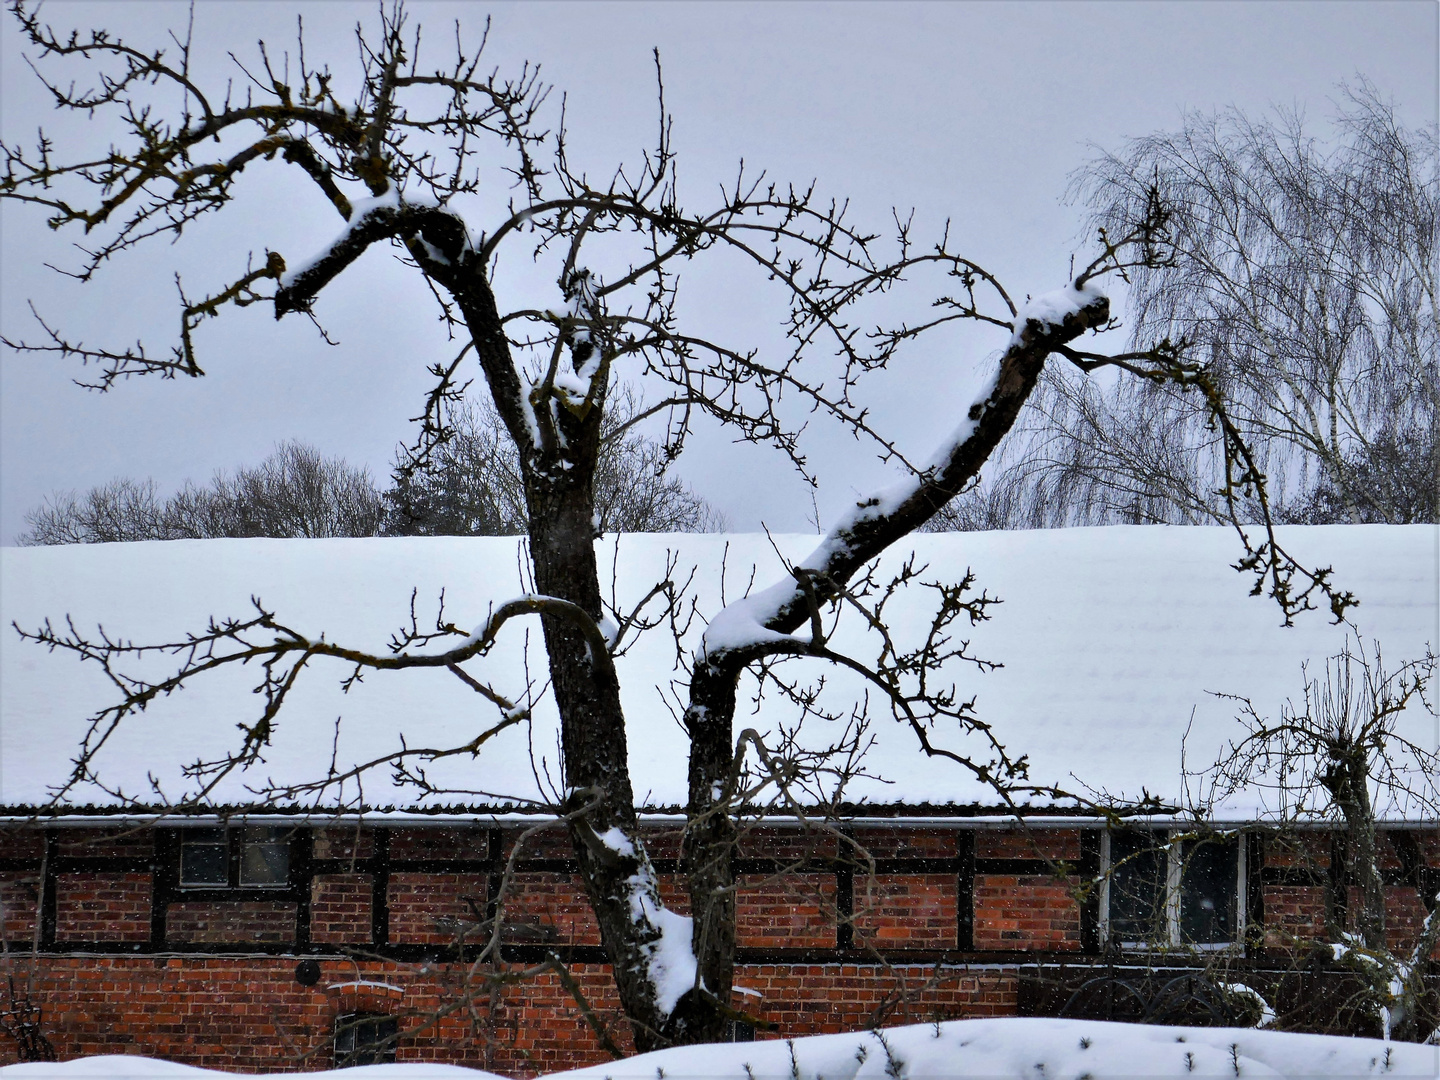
(938, 83), (1437, 530)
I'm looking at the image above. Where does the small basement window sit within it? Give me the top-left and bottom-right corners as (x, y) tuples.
(1103, 829), (1243, 948)
(725, 1019), (756, 1043)
(335, 1012), (398, 1067)
(178, 826), (291, 889)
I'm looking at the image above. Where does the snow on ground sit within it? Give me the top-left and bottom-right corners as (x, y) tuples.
(1, 526), (1434, 814)
(0, 1060), (493, 1078)
(4, 1019), (1438, 1078)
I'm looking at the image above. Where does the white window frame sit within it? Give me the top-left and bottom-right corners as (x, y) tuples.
(1099, 828), (1246, 951)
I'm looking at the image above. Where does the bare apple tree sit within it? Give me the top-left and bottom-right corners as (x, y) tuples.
(1, 2), (1354, 1049)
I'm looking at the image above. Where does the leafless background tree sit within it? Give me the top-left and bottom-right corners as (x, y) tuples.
(385, 385), (720, 536)
(17, 395), (717, 544)
(18, 441), (385, 543)
(933, 82), (1438, 531)
(1199, 641), (1439, 1042)
(1, 0), (1352, 1051)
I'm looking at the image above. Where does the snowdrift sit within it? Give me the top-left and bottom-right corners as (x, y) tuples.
(4, 1018), (1438, 1078)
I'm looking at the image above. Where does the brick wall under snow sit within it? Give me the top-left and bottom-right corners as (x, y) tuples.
(0, 956), (1018, 1076)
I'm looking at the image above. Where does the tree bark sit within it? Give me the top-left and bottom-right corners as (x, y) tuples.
(416, 242), (682, 1050)
(1325, 751), (1385, 950)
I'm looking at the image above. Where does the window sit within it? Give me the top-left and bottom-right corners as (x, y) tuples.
(335, 1013), (398, 1067)
(178, 827), (291, 888)
(179, 828), (229, 886)
(724, 1019), (756, 1043)
(238, 827), (290, 886)
(1102, 829), (1244, 948)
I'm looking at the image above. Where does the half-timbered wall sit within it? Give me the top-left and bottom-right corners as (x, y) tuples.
(0, 820), (1435, 1075)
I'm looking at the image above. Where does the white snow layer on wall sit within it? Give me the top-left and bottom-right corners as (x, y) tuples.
(3, 1018), (1438, 1077)
(0, 526), (1434, 813)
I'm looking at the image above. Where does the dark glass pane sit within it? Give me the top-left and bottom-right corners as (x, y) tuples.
(1180, 837), (1238, 943)
(239, 827), (289, 886)
(726, 1020), (756, 1043)
(336, 1013), (397, 1067)
(1109, 830), (1167, 943)
(179, 830), (228, 886)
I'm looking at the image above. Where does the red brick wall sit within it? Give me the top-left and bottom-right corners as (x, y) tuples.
(311, 874), (374, 945)
(737, 874), (837, 948)
(852, 874), (958, 949)
(1416, 829), (1440, 866)
(736, 828), (839, 861)
(55, 829), (152, 858)
(738, 963), (1017, 1034)
(1261, 885), (1327, 946)
(16, 821), (1439, 1073)
(503, 873), (600, 947)
(973, 875), (1081, 951)
(55, 873), (151, 943)
(0, 828), (44, 857)
(499, 826), (573, 861)
(485, 961), (632, 1072)
(1382, 885), (1438, 958)
(166, 901), (295, 944)
(1262, 833), (1331, 869)
(387, 873), (488, 945)
(0, 871), (40, 941)
(311, 827), (376, 861)
(0, 958), (500, 1073)
(389, 826), (488, 861)
(0, 956), (1021, 1076)
(975, 829), (1081, 862)
(848, 828), (954, 860)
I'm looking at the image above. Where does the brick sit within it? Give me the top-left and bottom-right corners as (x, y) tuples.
(848, 828), (955, 861)
(975, 829), (1081, 862)
(0, 871), (41, 941)
(387, 873), (488, 945)
(1260, 885), (1326, 946)
(737, 874), (837, 948)
(55, 873), (151, 943)
(736, 827), (838, 861)
(311, 874), (374, 945)
(166, 901), (295, 944)
(388, 826), (489, 861)
(311, 827), (376, 861)
(501, 873), (600, 947)
(852, 874), (957, 949)
(54, 828), (153, 858)
(973, 875), (1081, 951)
(1262, 832), (1330, 869)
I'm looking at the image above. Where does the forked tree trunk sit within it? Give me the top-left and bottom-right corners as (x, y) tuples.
(679, 293), (1112, 1043)
(431, 252), (697, 1050)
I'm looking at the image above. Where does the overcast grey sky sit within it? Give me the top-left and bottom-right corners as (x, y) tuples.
(1, 1), (1435, 544)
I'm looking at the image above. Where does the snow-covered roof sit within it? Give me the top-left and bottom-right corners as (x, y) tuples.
(1, 526), (1435, 819)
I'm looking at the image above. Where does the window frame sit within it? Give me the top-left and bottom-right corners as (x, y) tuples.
(1099, 827), (1246, 951)
(175, 825), (293, 891)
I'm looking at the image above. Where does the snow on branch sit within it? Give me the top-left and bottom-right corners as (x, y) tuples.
(699, 279), (1112, 664)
